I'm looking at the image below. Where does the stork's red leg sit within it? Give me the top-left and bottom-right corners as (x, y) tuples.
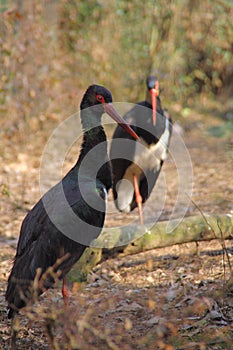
(62, 276), (69, 307)
(133, 174), (143, 224)
(62, 277), (72, 350)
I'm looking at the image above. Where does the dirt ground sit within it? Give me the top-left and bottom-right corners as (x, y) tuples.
(0, 105), (233, 349)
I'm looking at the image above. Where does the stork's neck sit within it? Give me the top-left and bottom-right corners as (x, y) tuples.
(79, 125), (107, 161)
(145, 89), (151, 105)
(75, 110), (112, 190)
(80, 107), (106, 154)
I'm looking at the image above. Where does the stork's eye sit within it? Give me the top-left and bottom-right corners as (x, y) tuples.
(96, 94), (105, 103)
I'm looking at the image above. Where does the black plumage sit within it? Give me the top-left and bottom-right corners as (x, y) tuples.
(6, 85), (138, 318)
(110, 76), (172, 222)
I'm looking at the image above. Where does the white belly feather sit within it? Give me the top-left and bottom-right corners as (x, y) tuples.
(115, 118), (170, 212)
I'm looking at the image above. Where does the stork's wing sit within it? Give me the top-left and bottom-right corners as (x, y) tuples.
(16, 168), (106, 257)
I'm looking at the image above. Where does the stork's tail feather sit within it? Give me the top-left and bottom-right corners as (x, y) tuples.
(6, 263), (36, 319)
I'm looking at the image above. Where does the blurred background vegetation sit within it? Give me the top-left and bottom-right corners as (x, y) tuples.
(0, 0), (233, 135)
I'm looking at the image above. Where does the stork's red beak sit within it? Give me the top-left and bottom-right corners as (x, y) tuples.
(150, 88), (157, 126)
(104, 103), (139, 140)
(150, 81), (159, 126)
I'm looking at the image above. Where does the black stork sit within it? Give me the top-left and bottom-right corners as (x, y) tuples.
(110, 76), (172, 224)
(6, 85), (139, 319)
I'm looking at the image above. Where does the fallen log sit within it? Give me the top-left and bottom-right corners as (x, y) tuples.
(70, 213), (233, 280)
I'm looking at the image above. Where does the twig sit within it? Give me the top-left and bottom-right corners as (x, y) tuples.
(190, 198), (232, 277)
(217, 219), (232, 276)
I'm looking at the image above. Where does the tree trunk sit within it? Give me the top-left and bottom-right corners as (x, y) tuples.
(70, 213), (233, 280)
